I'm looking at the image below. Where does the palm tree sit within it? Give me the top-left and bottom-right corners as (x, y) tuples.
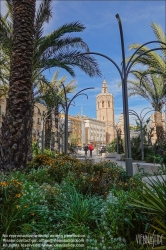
(0, 0), (101, 84)
(128, 22), (166, 79)
(34, 71), (77, 151)
(0, 0), (101, 170)
(0, 0), (36, 171)
(128, 71), (165, 144)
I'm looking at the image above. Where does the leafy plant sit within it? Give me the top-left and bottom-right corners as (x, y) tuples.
(53, 184), (103, 233)
(107, 139), (117, 153)
(129, 175), (166, 249)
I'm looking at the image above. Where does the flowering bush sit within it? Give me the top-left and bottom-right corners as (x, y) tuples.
(67, 160), (135, 196)
(48, 154), (81, 183)
(32, 153), (54, 168)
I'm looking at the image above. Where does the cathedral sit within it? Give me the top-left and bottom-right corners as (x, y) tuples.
(96, 79), (115, 144)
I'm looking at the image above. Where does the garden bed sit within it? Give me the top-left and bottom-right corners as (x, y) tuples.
(0, 153), (165, 250)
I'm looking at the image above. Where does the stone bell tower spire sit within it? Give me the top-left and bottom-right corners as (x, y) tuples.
(96, 79), (115, 144)
(102, 78), (108, 94)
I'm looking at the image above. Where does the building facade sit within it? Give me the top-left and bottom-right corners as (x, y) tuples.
(96, 79), (115, 144)
(82, 116), (106, 146)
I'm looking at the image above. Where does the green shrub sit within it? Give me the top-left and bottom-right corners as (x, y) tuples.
(32, 153), (54, 168)
(52, 184), (103, 233)
(32, 141), (41, 158)
(129, 175), (166, 249)
(0, 178), (50, 240)
(107, 139), (117, 153)
(48, 154), (80, 183)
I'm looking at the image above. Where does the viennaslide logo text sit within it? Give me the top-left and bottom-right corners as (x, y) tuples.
(136, 231), (163, 249)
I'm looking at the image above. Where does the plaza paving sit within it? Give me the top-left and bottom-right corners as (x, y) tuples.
(76, 149), (161, 174)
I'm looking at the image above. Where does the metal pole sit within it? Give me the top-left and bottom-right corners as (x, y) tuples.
(64, 108), (68, 154)
(140, 121), (144, 161)
(61, 82), (94, 155)
(116, 14), (133, 176)
(41, 129), (44, 154)
(116, 130), (119, 154)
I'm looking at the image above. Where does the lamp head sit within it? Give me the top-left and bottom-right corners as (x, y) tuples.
(115, 13), (120, 19)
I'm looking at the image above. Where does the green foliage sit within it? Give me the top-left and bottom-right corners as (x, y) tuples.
(107, 139), (117, 153)
(0, 176), (50, 240)
(102, 189), (151, 242)
(32, 142), (41, 158)
(1, 152), (165, 249)
(107, 138), (124, 154)
(30, 153), (54, 169)
(53, 185), (103, 233)
(48, 154), (80, 183)
(129, 175), (166, 249)
(43, 148), (56, 158)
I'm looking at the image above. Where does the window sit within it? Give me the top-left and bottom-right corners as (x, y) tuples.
(103, 116), (104, 120)
(104, 89), (106, 93)
(108, 101), (110, 107)
(102, 101), (104, 107)
(98, 102), (99, 108)
(37, 118), (40, 124)
(38, 109), (41, 115)
(0, 105), (1, 115)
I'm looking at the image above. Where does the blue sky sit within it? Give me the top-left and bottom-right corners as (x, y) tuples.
(1, 0), (166, 123)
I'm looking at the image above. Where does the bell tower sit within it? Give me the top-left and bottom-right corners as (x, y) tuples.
(96, 79), (115, 144)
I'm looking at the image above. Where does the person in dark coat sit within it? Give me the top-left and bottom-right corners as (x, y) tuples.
(84, 145), (89, 157)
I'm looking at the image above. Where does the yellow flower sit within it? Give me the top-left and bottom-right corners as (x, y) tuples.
(15, 194), (21, 198)
(24, 206), (27, 208)
(0, 181), (7, 186)
(31, 212), (35, 216)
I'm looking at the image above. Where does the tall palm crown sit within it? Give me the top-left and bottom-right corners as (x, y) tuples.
(128, 71), (165, 144)
(0, 0), (101, 88)
(128, 23), (166, 79)
(127, 23), (166, 144)
(128, 71), (165, 112)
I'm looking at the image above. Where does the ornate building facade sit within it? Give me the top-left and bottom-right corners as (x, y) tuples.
(96, 79), (115, 144)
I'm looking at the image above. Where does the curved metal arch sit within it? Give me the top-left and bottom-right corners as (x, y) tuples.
(77, 52), (123, 81)
(127, 47), (166, 76)
(126, 41), (166, 70)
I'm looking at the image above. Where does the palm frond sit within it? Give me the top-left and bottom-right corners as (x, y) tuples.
(34, 0), (52, 45)
(151, 22), (166, 56)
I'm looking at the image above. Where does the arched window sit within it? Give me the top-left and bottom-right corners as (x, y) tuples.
(98, 102), (99, 108)
(103, 116), (104, 120)
(102, 101), (104, 107)
(104, 89), (106, 93)
(108, 101), (110, 107)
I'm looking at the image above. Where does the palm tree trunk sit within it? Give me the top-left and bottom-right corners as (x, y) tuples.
(45, 110), (52, 149)
(154, 111), (164, 144)
(54, 105), (59, 152)
(0, 0), (36, 172)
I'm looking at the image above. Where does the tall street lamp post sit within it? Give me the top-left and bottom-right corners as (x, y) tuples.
(129, 108), (154, 161)
(60, 82), (94, 154)
(76, 14), (166, 176)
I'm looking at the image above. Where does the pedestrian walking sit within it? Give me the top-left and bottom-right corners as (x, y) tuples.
(88, 142), (94, 157)
(84, 145), (89, 157)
